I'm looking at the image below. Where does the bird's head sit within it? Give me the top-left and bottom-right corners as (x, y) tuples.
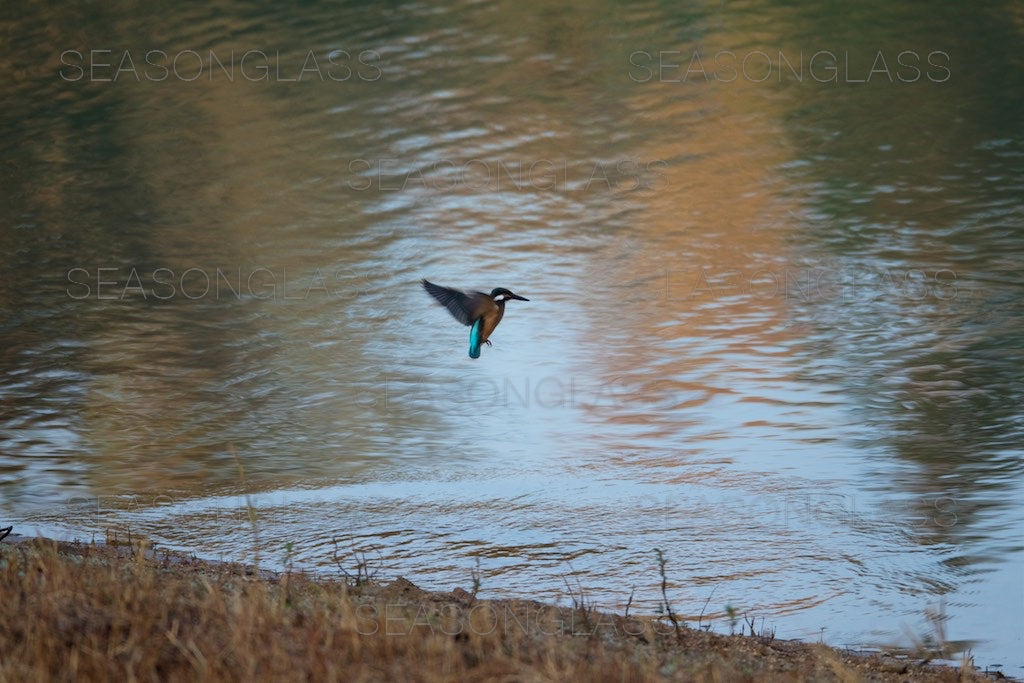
(490, 287), (529, 302)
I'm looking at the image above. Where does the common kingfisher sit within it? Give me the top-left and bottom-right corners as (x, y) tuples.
(421, 279), (529, 358)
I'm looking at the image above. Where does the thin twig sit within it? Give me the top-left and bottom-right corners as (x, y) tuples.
(230, 444), (260, 570)
(698, 583), (720, 631)
(655, 548), (682, 642)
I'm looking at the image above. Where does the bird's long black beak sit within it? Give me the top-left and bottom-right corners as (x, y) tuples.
(511, 293), (529, 301)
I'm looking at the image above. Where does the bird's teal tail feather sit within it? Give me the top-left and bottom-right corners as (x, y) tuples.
(468, 319), (482, 359)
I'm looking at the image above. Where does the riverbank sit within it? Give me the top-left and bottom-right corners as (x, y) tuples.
(0, 535), (998, 681)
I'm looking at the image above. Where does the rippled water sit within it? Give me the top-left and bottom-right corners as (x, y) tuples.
(2, 0), (1023, 672)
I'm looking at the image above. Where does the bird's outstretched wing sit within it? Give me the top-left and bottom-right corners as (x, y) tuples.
(422, 279), (491, 326)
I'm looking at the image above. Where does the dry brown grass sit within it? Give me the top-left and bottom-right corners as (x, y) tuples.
(0, 538), (991, 682)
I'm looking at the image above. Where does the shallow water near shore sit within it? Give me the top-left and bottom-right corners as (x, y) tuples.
(2, 0), (1023, 673)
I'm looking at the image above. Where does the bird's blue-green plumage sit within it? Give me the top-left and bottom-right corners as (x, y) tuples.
(468, 319), (482, 358)
(421, 279), (528, 359)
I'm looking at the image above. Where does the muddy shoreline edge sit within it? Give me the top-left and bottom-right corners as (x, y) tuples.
(0, 532), (1009, 681)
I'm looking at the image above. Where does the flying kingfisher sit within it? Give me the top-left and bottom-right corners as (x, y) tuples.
(421, 279), (529, 358)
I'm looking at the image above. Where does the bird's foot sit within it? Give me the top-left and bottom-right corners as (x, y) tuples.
(484, 340), (492, 347)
